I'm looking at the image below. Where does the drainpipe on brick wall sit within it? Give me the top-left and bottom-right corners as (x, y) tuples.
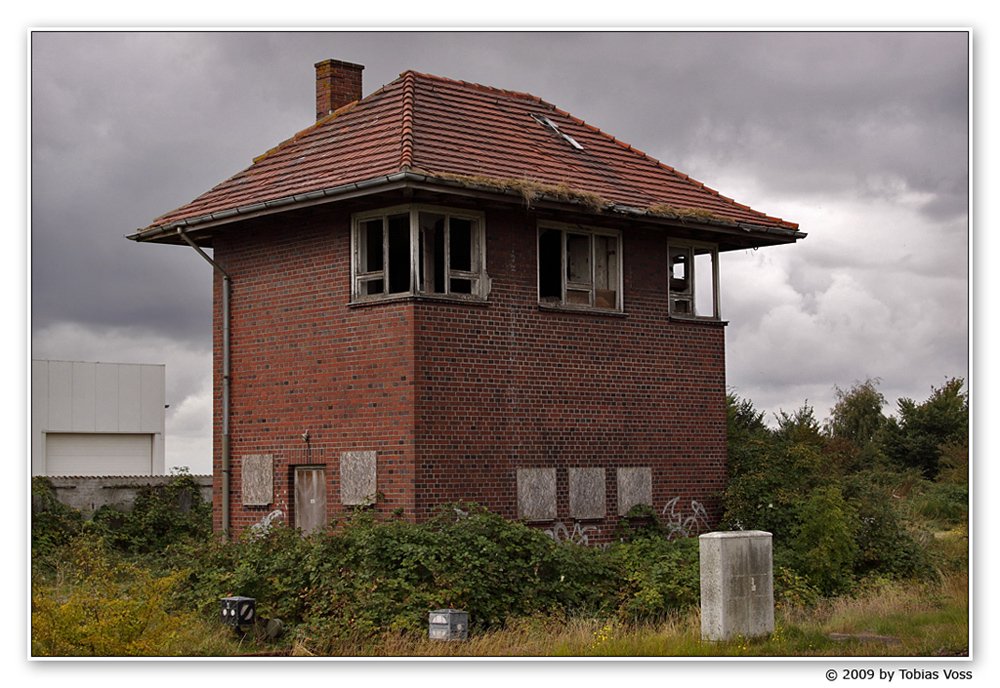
(177, 228), (233, 540)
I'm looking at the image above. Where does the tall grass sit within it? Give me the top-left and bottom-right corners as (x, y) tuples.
(280, 570), (967, 658)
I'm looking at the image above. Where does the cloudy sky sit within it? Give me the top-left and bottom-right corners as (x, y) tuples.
(29, 30), (970, 475)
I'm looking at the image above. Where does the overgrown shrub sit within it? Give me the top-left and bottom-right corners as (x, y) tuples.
(911, 481), (969, 526)
(31, 534), (195, 656)
(612, 503), (665, 541)
(723, 385), (954, 597)
(608, 536), (700, 621)
(295, 505), (615, 641)
(171, 503), (703, 647)
(841, 470), (935, 581)
(93, 469), (212, 553)
(790, 485), (859, 595)
(31, 477), (84, 558)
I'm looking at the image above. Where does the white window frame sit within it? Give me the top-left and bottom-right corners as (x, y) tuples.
(537, 222), (623, 312)
(351, 205), (488, 303)
(667, 240), (721, 320)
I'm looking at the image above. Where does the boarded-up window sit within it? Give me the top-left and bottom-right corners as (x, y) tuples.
(340, 450), (377, 506)
(517, 468), (556, 522)
(617, 466), (653, 516)
(242, 454), (273, 506)
(569, 467), (606, 520)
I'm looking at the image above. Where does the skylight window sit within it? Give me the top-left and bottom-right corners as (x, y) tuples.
(531, 113), (584, 151)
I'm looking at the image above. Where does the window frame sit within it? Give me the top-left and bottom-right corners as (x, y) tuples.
(536, 222), (624, 313)
(351, 205), (488, 303)
(667, 239), (721, 321)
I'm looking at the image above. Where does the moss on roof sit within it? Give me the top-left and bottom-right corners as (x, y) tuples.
(430, 172), (609, 213)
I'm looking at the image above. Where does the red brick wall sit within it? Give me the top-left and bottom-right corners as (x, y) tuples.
(211, 203), (726, 542)
(411, 209), (727, 544)
(211, 208), (417, 535)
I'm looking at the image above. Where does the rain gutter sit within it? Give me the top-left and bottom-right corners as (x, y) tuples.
(128, 170), (806, 246)
(176, 228), (233, 541)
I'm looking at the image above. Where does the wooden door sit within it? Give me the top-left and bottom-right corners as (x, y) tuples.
(294, 467), (327, 535)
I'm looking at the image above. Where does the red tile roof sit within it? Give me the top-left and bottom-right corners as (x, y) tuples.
(139, 70), (799, 235)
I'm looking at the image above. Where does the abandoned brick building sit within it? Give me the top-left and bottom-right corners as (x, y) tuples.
(130, 59), (804, 543)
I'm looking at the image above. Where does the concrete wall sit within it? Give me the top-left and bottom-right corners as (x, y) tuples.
(32, 360), (166, 476)
(40, 474), (213, 515)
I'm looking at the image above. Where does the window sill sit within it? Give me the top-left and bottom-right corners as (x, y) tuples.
(668, 315), (729, 326)
(537, 303), (629, 318)
(349, 294), (491, 309)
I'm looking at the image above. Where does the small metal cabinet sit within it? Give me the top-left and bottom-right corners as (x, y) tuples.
(428, 608), (468, 641)
(221, 596), (256, 627)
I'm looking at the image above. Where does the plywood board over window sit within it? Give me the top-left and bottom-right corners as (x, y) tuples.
(517, 467), (556, 522)
(242, 454), (273, 506)
(341, 450), (377, 505)
(569, 467), (606, 519)
(617, 466), (653, 515)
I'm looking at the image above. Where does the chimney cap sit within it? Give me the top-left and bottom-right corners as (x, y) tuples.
(314, 58), (366, 71)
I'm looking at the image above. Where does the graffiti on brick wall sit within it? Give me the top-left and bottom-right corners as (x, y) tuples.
(545, 521), (597, 545)
(662, 497), (710, 539)
(251, 509), (285, 537)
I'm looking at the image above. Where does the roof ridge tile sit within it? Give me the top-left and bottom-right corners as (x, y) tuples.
(399, 72), (416, 170)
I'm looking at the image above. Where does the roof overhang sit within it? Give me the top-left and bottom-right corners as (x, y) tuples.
(127, 170), (806, 250)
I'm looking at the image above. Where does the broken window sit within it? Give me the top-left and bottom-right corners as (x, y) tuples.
(356, 213), (409, 297)
(353, 206), (487, 302)
(417, 212), (480, 296)
(668, 242), (720, 319)
(538, 223), (621, 311)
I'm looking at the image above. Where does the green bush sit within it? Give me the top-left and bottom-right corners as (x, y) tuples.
(842, 470), (935, 581)
(296, 505), (615, 639)
(171, 503), (704, 647)
(723, 385), (954, 597)
(790, 485), (859, 595)
(609, 536), (700, 621)
(912, 481), (968, 525)
(93, 469), (212, 553)
(31, 477), (84, 558)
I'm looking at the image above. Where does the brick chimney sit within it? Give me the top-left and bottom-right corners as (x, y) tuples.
(315, 59), (364, 121)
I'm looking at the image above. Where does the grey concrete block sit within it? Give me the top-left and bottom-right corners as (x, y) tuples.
(241, 454), (273, 506)
(569, 467), (606, 519)
(699, 531), (774, 641)
(617, 466), (652, 515)
(340, 450), (377, 505)
(517, 468), (556, 522)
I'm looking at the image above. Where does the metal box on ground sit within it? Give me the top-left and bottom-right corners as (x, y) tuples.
(428, 609), (468, 641)
(699, 531), (774, 641)
(221, 596), (256, 626)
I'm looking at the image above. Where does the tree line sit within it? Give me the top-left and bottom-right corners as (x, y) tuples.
(722, 377), (968, 595)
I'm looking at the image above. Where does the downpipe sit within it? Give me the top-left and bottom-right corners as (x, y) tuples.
(177, 228), (232, 540)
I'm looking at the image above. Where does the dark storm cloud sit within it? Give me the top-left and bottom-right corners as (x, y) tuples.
(29, 30), (970, 470)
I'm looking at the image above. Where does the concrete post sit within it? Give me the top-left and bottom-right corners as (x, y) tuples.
(699, 531), (774, 641)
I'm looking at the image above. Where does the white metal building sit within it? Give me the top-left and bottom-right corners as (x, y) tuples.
(31, 360), (166, 476)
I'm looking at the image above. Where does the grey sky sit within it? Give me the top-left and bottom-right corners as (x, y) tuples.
(29, 30), (970, 473)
